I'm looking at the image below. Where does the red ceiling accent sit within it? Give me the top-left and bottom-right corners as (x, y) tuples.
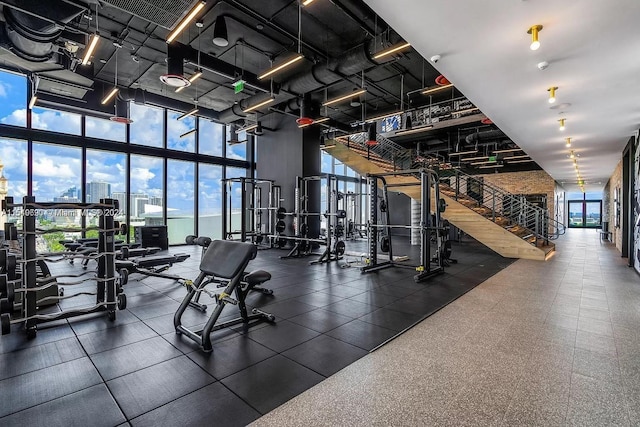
(481, 118), (493, 125)
(435, 75), (450, 85)
(296, 117), (314, 125)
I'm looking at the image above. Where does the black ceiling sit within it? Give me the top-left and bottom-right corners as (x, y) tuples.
(0, 0), (539, 173)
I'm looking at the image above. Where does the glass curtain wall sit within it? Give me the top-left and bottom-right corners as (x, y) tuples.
(0, 69), (250, 247)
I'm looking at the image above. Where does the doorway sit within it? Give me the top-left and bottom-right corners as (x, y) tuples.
(568, 200), (602, 228)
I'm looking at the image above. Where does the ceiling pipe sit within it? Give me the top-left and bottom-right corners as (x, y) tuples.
(218, 39), (379, 123)
(1, 0), (85, 62)
(464, 129), (505, 145)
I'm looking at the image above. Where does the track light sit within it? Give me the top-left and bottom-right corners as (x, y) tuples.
(422, 83), (454, 95)
(212, 15), (228, 47)
(503, 155), (531, 160)
(559, 118), (566, 131)
(448, 150), (478, 157)
(298, 117), (330, 128)
(258, 54), (304, 80)
(394, 125), (433, 136)
(101, 87), (118, 105)
(366, 110), (403, 123)
(565, 137), (572, 147)
(302, 0), (315, 5)
(180, 128), (197, 138)
(460, 156), (489, 162)
(452, 107), (479, 115)
(527, 25), (543, 50)
(175, 69), (203, 92)
(82, 33), (100, 65)
(243, 97), (275, 113)
(177, 107), (199, 120)
(166, 1), (206, 44)
(548, 86), (558, 104)
(479, 164), (504, 169)
(323, 88), (367, 107)
(372, 42), (411, 60)
(507, 159), (534, 164)
(492, 148), (523, 154)
(237, 123), (258, 133)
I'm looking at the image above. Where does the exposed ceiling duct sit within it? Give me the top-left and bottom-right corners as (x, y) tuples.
(218, 39), (379, 123)
(1, 1), (84, 62)
(464, 129), (505, 145)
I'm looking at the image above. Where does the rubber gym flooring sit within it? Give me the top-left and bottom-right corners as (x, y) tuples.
(0, 235), (514, 426)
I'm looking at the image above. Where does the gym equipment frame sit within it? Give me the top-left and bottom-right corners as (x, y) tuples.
(361, 169), (445, 282)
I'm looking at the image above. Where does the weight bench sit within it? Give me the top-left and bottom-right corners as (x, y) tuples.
(174, 240), (275, 352)
(116, 253), (190, 279)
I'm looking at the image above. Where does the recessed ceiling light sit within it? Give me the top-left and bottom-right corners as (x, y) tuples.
(256, 24), (264, 30)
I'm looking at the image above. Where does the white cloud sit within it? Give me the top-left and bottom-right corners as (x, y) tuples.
(1, 108), (26, 126)
(0, 82), (9, 98)
(33, 157), (77, 179)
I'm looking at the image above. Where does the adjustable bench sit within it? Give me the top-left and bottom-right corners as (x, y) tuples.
(174, 240), (275, 352)
(116, 253), (190, 279)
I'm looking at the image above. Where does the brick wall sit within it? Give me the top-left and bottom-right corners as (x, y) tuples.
(479, 170), (556, 221)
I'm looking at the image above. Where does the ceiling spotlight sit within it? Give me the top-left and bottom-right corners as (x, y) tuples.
(548, 86), (558, 104)
(569, 150), (576, 159)
(559, 118), (566, 131)
(527, 25), (543, 50)
(565, 137), (572, 147)
(213, 15), (229, 47)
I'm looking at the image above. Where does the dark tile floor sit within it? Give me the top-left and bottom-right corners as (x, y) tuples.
(0, 235), (513, 426)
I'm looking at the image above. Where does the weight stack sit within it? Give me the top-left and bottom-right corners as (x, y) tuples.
(134, 226), (169, 250)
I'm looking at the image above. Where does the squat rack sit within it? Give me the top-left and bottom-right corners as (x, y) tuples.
(222, 177), (277, 243)
(362, 169), (445, 282)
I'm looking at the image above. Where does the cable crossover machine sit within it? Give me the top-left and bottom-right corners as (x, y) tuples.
(362, 169), (447, 283)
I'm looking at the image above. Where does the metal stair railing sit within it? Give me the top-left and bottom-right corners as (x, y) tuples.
(329, 134), (564, 246)
(438, 168), (563, 246)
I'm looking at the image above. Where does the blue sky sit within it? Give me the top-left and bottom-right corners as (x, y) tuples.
(0, 69), (248, 214)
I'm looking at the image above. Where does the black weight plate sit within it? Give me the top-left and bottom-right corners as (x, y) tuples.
(276, 237), (287, 248)
(120, 246), (129, 260)
(380, 236), (390, 253)
(196, 236), (212, 247)
(276, 207), (287, 220)
(185, 235), (197, 245)
(337, 210), (347, 218)
(299, 223), (309, 237)
(120, 223), (128, 235)
(7, 255), (16, 272)
(275, 220), (286, 233)
(0, 298), (11, 314)
(255, 234), (264, 244)
(0, 274), (6, 297)
(334, 240), (346, 256)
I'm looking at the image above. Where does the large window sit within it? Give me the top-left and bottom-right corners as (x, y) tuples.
(86, 116), (126, 142)
(0, 70), (27, 127)
(32, 143), (82, 251)
(167, 110), (196, 152)
(227, 127), (247, 161)
(167, 160), (195, 244)
(198, 164), (223, 239)
(130, 155), (164, 236)
(130, 103), (163, 148)
(226, 167), (247, 237)
(0, 138), (27, 230)
(199, 119), (223, 157)
(32, 107), (81, 135)
(86, 150), (127, 236)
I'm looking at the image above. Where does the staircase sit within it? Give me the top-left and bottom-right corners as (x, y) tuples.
(323, 133), (563, 261)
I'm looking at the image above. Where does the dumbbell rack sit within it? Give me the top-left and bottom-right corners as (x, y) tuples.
(0, 196), (124, 338)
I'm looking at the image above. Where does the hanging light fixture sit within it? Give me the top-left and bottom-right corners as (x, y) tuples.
(323, 88), (367, 107)
(366, 123), (378, 146)
(527, 25), (543, 50)
(166, 1), (206, 44)
(258, 1), (304, 80)
(28, 75), (38, 110)
(372, 42), (411, 60)
(212, 15), (229, 47)
(422, 83), (453, 95)
(108, 46), (133, 123)
(548, 86), (558, 103)
(565, 137), (572, 147)
(243, 97), (275, 113)
(296, 94), (314, 126)
(101, 46), (120, 105)
(558, 118), (566, 131)
(302, 0), (315, 5)
(82, 5), (100, 65)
